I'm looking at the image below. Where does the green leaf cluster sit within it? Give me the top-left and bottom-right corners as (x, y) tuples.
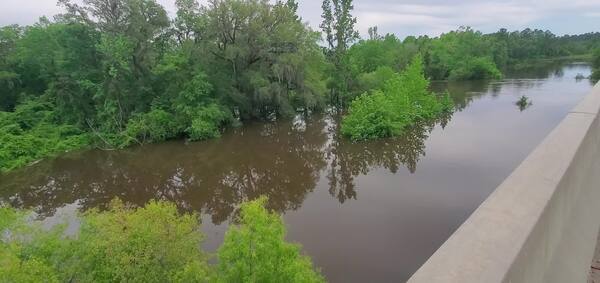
(122, 103), (232, 146)
(188, 104), (232, 141)
(426, 27), (503, 80)
(0, 198), (323, 282)
(0, 99), (90, 172)
(218, 197), (324, 282)
(341, 56), (453, 141)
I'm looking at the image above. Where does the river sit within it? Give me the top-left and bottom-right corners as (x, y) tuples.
(0, 62), (594, 282)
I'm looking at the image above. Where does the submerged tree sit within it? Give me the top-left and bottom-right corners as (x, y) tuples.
(515, 95), (532, 112)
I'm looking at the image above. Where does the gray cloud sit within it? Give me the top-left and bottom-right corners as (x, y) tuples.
(0, 0), (598, 38)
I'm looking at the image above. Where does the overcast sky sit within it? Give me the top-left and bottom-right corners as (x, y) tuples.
(1, 0), (599, 39)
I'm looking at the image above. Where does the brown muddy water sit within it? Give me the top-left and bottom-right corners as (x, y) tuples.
(0, 62), (595, 282)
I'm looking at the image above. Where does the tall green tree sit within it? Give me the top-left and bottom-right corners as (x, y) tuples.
(59, 0), (170, 131)
(0, 25), (22, 111)
(320, 0), (359, 106)
(202, 0), (326, 119)
(173, 0), (206, 44)
(426, 27), (502, 80)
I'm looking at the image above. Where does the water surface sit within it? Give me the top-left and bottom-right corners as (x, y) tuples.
(0, 62), (594, 282)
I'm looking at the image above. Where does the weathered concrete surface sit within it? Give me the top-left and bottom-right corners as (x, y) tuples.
(408, 82), (600, 283)
(588, 232), (600, 282)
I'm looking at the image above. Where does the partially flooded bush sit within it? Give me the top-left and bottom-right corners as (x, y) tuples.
(447, 57), (502, 80)
(187, 104), (232, 141)
(120, 103), (232, 146)
(341, 56), (454, 141)
(124, 108), (183, 145)
(0, 99), (90, 172)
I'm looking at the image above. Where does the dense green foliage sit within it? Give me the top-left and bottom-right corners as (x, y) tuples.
(426, 28), (502, 80)
(0, 0), (327, 171)
(0, 99), (90, 172)
(320, 0), (360, 106)
(218, 197), (324, 282)
(345, 27), (600, 84)
(1, 0), (599, 171)
(592, 48), (600, 82)
(341, 57), (453, 141)
(0, 198), (323, 282)
(1, 200), (209, 282)
(488, 28), (600, 64)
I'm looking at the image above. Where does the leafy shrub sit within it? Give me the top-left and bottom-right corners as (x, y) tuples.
(0, 198), (323, 282)
(341, 56), (453, 141)
(448, 57), (502, 80)
(9, 99), (55, 130)
(187, 104), (232, 141)
(189, 118), (220, 141)
(356, 66), (397, 94)
(0, 100), (90, 172)
(0, 98), (232, 172)
(0, 206), (60, 282)
(0, 200), (211, 282)
(218, 197), (325, 283)
(0, 206), (21, 231)
(425, 27), (504, 80)
(124, 109), (182, 146)
(120, 102), (232, 146)
(340, 91), (404, 140)
(0, 251), (59, 283)
(67, 200), (211, 282)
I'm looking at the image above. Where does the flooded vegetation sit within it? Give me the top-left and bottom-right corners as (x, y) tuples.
(2, 0), (599, 280)
(0, 62), (594, 282)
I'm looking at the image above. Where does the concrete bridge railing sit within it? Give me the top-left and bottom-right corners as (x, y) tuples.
(409, 82), (600, 283)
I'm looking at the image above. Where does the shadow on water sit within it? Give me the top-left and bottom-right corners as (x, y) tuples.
(324, 111), (453, 203)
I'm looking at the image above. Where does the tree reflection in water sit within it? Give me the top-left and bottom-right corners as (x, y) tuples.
(2, 59), (578, 222)
(0, 108), (454, 223)
(324, 110), (452, 203)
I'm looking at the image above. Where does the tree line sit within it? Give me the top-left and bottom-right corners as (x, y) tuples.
(0, 0), (599, 172)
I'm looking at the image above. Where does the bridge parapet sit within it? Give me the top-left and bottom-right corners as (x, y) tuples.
(409, 82), (600, 283)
